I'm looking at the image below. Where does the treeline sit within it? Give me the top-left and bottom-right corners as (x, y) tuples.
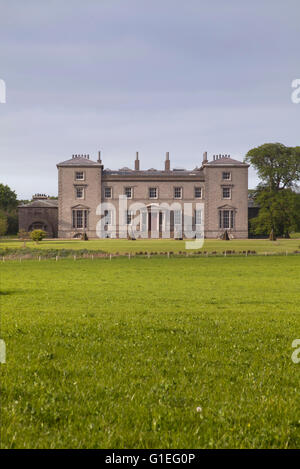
(246, 143), (300, 238)
(0, 184), (19, 235)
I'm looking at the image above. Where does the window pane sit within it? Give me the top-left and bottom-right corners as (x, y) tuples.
(222, 187), (231, 198)
(195, 187), (202, 198)
(125, 187), (132, 198)
(149, 188), (157, 198)
(105, 187), (112, 198)
(223, 210), (229, 228)
(76, 210), (83, 228)
(174, 187), (182, 198)
(195, 209), (202, 224)
(174, 210), (182, 225)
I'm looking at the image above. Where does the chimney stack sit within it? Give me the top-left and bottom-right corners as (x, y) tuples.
(203, 151), (208, 164)
(165, 151), (170, 171)
(97, 151), (102, 163)
(135, 151), (140, 171)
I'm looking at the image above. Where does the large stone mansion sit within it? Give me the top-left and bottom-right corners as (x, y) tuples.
(19, 151), (249, 239)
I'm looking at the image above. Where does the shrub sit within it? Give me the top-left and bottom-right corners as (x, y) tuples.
(30, 229), (47, 244)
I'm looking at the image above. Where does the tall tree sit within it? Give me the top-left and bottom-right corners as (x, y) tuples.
(245, 144), (300, 237)
(245, 143), (300, 190)
(0, 184), (18, 211)
(0, 210), (8, 236)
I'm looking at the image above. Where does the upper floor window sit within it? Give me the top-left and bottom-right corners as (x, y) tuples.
(104, 187), (112, 198)
(76, 187), (84, 199)
(149, 187), (158, 199)
(222, 187), (231, 199)
(72, 209), (88, 229)
(124, 187), (133, 199)
(194, 187), (202, 199)
(174, 187), (182, 199)
(75, 171), (84, 180)
(222, 172), (231, 180)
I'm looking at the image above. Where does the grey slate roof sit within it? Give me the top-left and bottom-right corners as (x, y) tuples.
(205, 157), (248, 166)
(19, 199), (58, 208)
(57, 156), (102, 167)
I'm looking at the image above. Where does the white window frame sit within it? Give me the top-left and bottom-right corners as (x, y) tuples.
(222, 187), (231, 199)
(194, 187), (202, 199)
(75, 171), (84, 181)
(104, 187), (112, 199)
(75, 187), (84, 199)
(222, 171), (231, 181)
(219, 210), (234, 229)
(174, 187), (182, 199)
(195, 209), (202, 225)
(149, 187), (158, 199)
(124, 187), (133, 199)
(72, 209), (88, 229)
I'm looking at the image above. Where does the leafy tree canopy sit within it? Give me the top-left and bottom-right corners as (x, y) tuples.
(245, 143), (300, 190)
(0, 183), (18, 211)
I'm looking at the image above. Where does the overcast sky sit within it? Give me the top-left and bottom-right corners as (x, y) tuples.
(0, 0), (299, 199)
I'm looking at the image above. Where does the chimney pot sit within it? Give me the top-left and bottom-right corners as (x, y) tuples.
(165, 152), (170, 171)
(135, 151), (140, 171)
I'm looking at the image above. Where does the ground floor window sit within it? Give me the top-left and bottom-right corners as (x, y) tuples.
(104, 210), (112, 225)
(219, 210), (234, 229)
(174, 210), (182, 225)
(195, 209), (202, 225)
(126, 210), (133, 225)
(72, 209), (88, 229)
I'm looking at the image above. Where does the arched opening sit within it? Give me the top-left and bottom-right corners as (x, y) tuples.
(28, 222), (48, 231)
(28, 221), (53, 237)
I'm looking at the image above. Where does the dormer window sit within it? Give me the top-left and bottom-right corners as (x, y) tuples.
(75, 171), (84, 181)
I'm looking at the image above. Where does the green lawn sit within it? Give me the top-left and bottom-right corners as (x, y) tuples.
(1, 256), (300, 448)
(0, 237), (300, 254)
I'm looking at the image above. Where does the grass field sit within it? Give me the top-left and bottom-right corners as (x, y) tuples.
(0, 237), (300, 255)
(1, 255), (300, 448)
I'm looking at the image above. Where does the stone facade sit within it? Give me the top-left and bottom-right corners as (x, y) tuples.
(18, 195), (58, 237)
(57, 151), (249, 239)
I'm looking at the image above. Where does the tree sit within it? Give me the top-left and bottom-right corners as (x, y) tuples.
(30, 229), (47, 244)
(18, 229), (30, 247)
(245, 143), (300, 190)
(249, 187), (300, 238)
(0, 210), (8, 236)
(0, 184), (18, 212)
(245, 144), (300, 238)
